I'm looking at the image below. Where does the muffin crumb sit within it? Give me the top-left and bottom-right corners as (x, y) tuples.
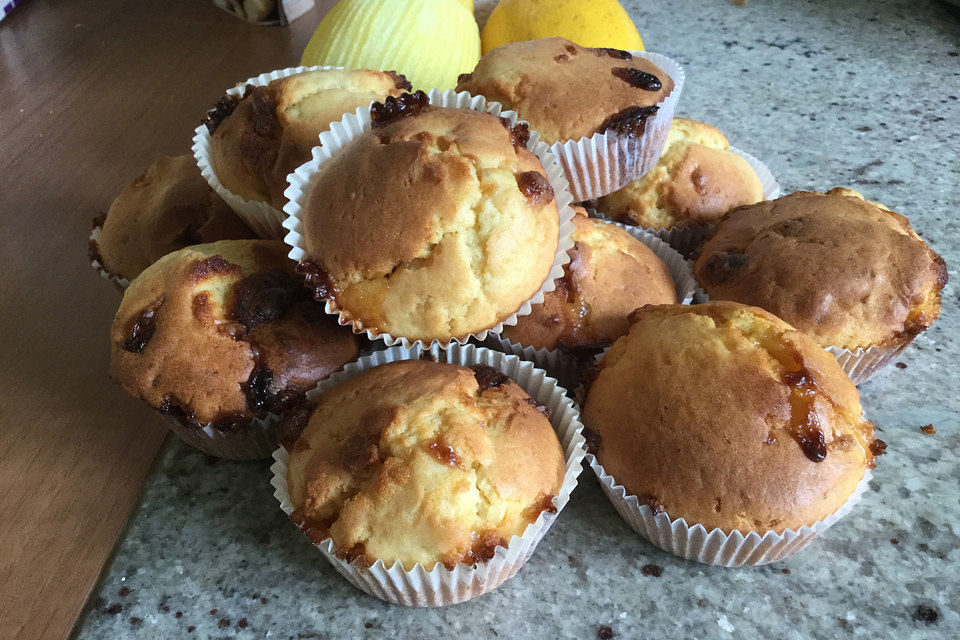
(920, 424), (936, 434)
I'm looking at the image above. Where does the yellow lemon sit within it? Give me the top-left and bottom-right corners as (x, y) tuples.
(481, 0), (644, 54)
(301, 0), (480, 92)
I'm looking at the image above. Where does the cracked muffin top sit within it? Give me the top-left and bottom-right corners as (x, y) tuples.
(283, 359), (565, 570)
(500, 206), (678, 350)
(583, 302), (879, 533)
(109, 239), (359, 430)
(205, 68), (411, 209)
(296, 93), (560, 342)
(456, 37), (674, 144)
(595, 118), (764, 229)
(91, 155), (255, 283)
(694, 189), (947, 350)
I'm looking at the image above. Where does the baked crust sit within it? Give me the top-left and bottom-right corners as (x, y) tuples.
(109, 239), (359, 429)
(456, 37), (674, 144)
(694, 188), (947, 349)
(298, 103), (560, 341)
(91, 155), (254, 282)
(583, 301), (877, 533)
(595, 118), (764, 229)
(285, 360), (565, 570)
(208, 68), (410, 209)
(501, 206), (677, 350)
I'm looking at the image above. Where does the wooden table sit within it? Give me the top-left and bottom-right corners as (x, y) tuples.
(0, 2), (334, 637)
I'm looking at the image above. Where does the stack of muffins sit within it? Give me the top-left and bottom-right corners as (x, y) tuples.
(90, 35), (947, 605)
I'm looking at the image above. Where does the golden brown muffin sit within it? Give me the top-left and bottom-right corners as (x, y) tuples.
(284, 360), (565, 570)
(110, 239), (360, 431)
(296, 92), (560, 342)
(694, 189), (947, 351)
(456, 37), (674, 144)
(595, 118), (764, 229)
(583, 302), (881, 533)
(500, 206), (677, 350)
(204, 68), (411, 209)
(90, 155), (254, 283)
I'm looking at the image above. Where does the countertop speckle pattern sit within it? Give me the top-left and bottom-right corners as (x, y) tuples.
(76, 0), (959, 638)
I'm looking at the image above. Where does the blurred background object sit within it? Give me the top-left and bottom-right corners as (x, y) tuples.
(212, 0), (314, 25)
(1, 0), (24, 23)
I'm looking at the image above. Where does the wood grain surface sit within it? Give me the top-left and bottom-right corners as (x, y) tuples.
(0, 1), (334, 638)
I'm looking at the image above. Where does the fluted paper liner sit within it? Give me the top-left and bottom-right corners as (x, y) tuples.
(192, 65), (345, 240)
(694, 291), (903, 384)
(587, 453), (871, 566)
(282, 88), (577, 350)
(88, 225), (131, 290)
(167, 412), (282, 460)
(270, 343), (587, 606)
(551, 51), (684, 201)
(612, 146), (782, 257)
(488, 223), (697, 387)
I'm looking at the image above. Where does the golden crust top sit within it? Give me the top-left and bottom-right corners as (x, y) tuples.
(583, 301), (876, 533)
(595, 118), (764, 229)
(285, 360), (565, 570)
(501, 207), (677, 350)
(457, 37), (674, 144)
(298, 104), (560, 341)
(209, 68), (410, 208)
(694, 188), (947, 349)
(92, 155), (254, 282)
(109, 240), (359, 428)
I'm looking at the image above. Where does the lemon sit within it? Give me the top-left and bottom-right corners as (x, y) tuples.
(481, 0), (644, 54)
(300, 0), (480, 92)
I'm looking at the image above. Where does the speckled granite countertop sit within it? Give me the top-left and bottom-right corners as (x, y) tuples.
(75, 0), (959, 638)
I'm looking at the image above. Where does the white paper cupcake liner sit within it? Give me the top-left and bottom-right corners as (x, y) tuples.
(587, 451), (871, 566)
(192, 65), (345, 240)
(269, 343), (587, 606)
(165, 411), (282, 460)
(644, 146), (781, 257)
(282, 88), (577, 350)
(693, 290), (899, 384)
(88, 225), (131, 290)
(551, 52), (684, 202)
(488, 222), (696, 387)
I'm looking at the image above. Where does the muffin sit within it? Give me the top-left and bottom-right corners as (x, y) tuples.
(457, 37), (674, 145)
(90, 155), (254, 284)
(583, 302), (879, 546)
(294, 92), (562, 343)
(500, 206), (679, 351)
(694, 189), (947, 379)
(204, 67), (411, 210)
(109, 239), (360, 459)
(284, 359), (566, 570)
(595, 117), (765, 229)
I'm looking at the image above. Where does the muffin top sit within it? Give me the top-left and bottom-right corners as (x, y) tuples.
(583, 302), (878, 533)
(91, 155), (254, 282)
(206, 68), (411, 209)
(456, 37), (674, 144)
(501, 206), (678, 350)
(110, 239), (359, 429)
(694, 189), (947, 350)
(595, 118), (764, 229)
(297, 94), (560, 342)
(284, 359), (565, 570)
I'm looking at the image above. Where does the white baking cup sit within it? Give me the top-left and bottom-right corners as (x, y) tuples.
(550, 52), (684, 202)
(167, 412), (282, 460)
(269, 343), (587, 606)
(192, 65), (345, 240)
(282, 88), (577, 350)
(641, 146), (781, 257)
(693, 291), (900, 384)
(488, 222), (697, 388)
(88, 225), (131, 290)
(586, 451), (871, 566)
